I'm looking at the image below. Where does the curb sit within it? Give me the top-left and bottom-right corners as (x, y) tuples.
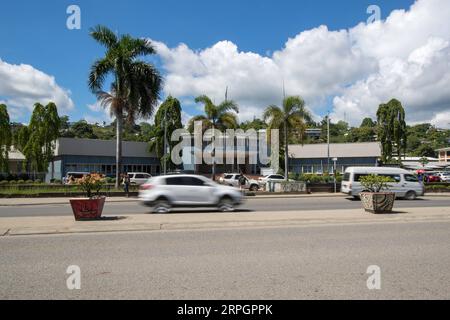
(4, 215), (450, 237)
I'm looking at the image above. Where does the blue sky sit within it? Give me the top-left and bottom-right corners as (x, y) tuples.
(3, 0), (449, 128)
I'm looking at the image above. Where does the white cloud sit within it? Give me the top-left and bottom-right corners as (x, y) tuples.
(0, 59), (74, 120)
(151, 0), (450, 128)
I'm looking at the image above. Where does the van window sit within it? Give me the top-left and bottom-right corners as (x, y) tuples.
(379, 174), (401, 183)
(354, 174), (369, 182)
(343, 173), (350, 182)
(405, 174), (419, 182)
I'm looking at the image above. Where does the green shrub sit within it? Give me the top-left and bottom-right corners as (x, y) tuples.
(9, 180), (18, 184)
(53, 179), (62, 184)
(17, 179), (25, 184)
(360, 174), (394, 192)
(0, 180), (8, 185)
(34, 179), (42, 184)
(25, 180), (34, 184)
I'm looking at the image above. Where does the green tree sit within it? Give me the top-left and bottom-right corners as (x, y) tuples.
(23, 103), (61, 177)
(376, 99), (407, 163)
(263, 96), (312, 180)
(149, 96), (183, 172)
(88, 25), (162, 188)
(0, 104), (12, 173)
(360, 117), (376, 128)
(188, 95), (239, 179)
(70, 120), (97, 139)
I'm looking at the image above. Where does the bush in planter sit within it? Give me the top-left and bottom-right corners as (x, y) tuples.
(0, 180), (8, 185)
(359, 175), (396, 214)
(9, 180), (18, 184)
(17, 179), (25, 184)
(34, 179), (42, 184)
(25, 180), (34, 184)
(70, 174), (107, 221)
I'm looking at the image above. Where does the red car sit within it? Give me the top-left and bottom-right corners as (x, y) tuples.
(424, 173), (441, 183)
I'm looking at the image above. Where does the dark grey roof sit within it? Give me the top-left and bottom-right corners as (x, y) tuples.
(55, 138), (156, 158)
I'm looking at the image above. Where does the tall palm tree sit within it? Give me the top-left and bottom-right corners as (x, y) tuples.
(88, 25), (162, 188)
(263, 96), (311, 181)
(188, 95), (239, 179)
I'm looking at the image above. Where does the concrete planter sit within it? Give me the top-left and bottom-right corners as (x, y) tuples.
(359, 192), (395, 214)
(69, 197), (106, 221)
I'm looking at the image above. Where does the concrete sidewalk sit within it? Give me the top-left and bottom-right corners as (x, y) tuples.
(1, 206), (449, 236)
(0, 193), (348, 206)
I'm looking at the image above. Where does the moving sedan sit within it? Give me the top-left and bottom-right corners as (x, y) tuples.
(139, 174), (244, 213)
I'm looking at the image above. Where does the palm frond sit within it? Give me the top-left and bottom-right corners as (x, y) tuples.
(90, 25), (118, 48)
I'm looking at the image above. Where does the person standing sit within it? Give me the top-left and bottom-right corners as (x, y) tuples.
(123, 174), (131, 197)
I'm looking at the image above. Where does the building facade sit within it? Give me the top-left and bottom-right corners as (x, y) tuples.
(46, 138), (160, 182)
(288, 142), (381, 174)
(437, 147), (450, 163)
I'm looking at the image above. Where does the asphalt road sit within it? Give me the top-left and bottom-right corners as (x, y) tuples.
(0, 220), (449, 299)
(1, 195), (450, 217)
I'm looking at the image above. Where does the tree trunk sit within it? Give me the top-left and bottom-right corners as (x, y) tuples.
(284, 120), (288, 181)
(115, 115), (123, 189)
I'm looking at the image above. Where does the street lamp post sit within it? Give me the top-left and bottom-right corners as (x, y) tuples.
(332, 157), (338, 193)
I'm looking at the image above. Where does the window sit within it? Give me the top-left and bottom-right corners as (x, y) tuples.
(274, 175), (285, 179)
(185, 177), (206, 186)
(343, 173), (350, 182)
(224, 175), (233, 179)
(379, 174), (401, 182)
(165, 177), (183, 185)
(354, 174), (369, 182)
(404, 174), (419, 182)
(135, 174), (146, 179)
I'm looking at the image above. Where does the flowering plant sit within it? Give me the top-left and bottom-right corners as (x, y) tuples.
(76, 173), (105, 198)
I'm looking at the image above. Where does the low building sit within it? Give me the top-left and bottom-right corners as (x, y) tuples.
(46, 138), (160, 182)
(436, 147), (450, 163)
(398, 156), (449, 171)
(288, 142), (381, 174)
(6, 149), (26, 175)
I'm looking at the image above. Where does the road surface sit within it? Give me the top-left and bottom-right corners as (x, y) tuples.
(0, 220), (448, 299)
(1, 195), (450, 217)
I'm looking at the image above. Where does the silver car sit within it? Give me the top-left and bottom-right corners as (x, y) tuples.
(139, 174), (244, 213)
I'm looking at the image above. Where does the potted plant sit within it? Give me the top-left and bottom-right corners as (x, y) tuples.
(69, 174), (106, 221)
(359, 174), (396, 214)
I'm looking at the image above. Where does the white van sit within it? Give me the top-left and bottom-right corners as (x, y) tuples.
(341, 167), (424, 200)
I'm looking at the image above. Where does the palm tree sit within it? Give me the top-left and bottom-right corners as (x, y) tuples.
(188, 95), (239, 179)
(88, 25), (162, 188)
(263, 96), (311, 181)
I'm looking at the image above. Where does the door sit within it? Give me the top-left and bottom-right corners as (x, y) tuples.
(183, 177), (215, 204)
(379, 174), (402, 197)
(403, 174), (422, 196)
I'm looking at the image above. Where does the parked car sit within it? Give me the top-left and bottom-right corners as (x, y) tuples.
(127, 172), (152, 185)
(424, 172), (441, 183)
(63, 172), (90, 184)
(219, 173), (260, 191)
(139, 174), (244, 213)
(258, 174), (287, 184)
(436, 172), (450, 182)
(341, 167), (425, 200)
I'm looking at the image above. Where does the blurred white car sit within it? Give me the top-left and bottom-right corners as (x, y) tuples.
(436, 172), (450, 182)
(128, 172), (152, 185)
(139, 174), (244, 213)
(219, 173), (260, 191)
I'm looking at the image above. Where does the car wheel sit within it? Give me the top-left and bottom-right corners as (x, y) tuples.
(404, 191), (417, 200)
(152, 198), (171, 213)
(218, 196), (235, 212)
(249, 184), (259, 191)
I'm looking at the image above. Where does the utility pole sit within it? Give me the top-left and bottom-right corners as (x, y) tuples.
(327, 112), (330, 173)
(163, 108), (167, 175)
